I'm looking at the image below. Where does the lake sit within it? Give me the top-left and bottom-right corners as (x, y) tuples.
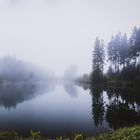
(0, 81), (139, 138)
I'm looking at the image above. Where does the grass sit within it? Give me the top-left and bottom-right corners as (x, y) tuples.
(0, 125), (139, 140)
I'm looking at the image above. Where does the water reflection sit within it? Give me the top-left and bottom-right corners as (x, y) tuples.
(63, 81), (78, 98)
(88, 84), (140, 129)
(0, 81), (95, 137)
(105, 87), (140, 129)
(75, 82), (90, 91)
(0, 80), (79, 109)
(0, 80), (139, 136)
(90, 85), (105, 127)
(0, 81), (55, 109)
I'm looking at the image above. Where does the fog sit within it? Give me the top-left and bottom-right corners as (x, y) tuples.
(0, 0), (140, 76)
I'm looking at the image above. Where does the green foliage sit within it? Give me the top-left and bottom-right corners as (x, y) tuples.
(0, 131), (18, 140)
(74, 134), (84, 140)
(30, 130), (41, 139)
(56, 136), (63, 140)
(94, 125), (140, 140)
(0, 126), (139, 140)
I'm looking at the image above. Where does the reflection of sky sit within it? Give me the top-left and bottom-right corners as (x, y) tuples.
(0, 84), (108, 137)
(63, 82), (78, 98)
(103, 91), (109, 105)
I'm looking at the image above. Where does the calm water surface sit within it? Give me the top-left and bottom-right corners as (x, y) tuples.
(0, 81), (139, 137)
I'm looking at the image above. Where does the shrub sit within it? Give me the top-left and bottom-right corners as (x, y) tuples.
(30, 130), (41, 139)
(74, 134), (84, 140)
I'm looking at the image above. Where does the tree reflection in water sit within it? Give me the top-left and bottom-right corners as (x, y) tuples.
(90, 85), (105, 127)
(86, 83), (140, 129)
(0, 81), (55, 109)
(0, 80), (78, 109)
(0, 80), (139, 131)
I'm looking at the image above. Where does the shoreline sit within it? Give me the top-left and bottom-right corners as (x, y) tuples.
(0, 125), (139, 140)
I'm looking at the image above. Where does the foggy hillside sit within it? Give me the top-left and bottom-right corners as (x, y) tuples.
(0, 56), (54, 83)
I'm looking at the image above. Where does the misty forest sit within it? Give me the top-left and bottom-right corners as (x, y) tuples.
(0, 0), (140, 140)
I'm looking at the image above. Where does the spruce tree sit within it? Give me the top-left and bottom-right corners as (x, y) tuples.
(91, 37), (105, 83)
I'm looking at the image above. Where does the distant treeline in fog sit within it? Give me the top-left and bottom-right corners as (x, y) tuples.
(0, 56), (54, 83)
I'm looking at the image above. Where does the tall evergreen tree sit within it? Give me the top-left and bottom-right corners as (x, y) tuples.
(107, 34), (121, 72)
(129, 27), (140, 67)
(108, 33), (128, 71)
(119, 33), (130, 67)
(91, 37), (105, 83)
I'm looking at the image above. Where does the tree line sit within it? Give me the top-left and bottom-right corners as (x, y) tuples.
(91, 26), (140, 85)
(0, 56), (54, 83)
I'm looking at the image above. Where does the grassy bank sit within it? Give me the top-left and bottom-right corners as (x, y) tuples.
(93, 125), (140, 140)
(0, 125), (140, 140)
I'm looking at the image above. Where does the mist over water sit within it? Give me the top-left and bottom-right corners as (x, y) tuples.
(0, 0), (140, 138)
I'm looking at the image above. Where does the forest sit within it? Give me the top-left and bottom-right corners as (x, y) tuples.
(88, 26), (140, 85)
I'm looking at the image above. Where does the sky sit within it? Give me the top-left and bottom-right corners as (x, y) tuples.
(0, 0), (140, 76)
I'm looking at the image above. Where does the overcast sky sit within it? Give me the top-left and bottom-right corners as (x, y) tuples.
(0, 0), (140, 75)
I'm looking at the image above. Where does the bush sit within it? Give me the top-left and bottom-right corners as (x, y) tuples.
(94, 125), (140, 140)
(30, 130), (41, 139)
(74, 134), (84, 140)
(0, 131), (18, 140)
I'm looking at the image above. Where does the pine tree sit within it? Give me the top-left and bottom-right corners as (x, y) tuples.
(91, 37), (105, 83)
(129, 27), (140, 67)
